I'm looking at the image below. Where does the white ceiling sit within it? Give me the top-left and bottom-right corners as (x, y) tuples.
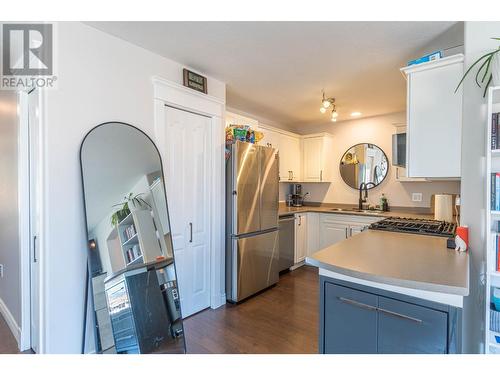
(87, 21), (456, 128)
(81, 123), (161, 229)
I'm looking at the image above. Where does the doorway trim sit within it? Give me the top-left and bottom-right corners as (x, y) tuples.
(18, 91), (30, 351)
(152, 76), (226, 309)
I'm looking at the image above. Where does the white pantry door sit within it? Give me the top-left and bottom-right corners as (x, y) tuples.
(163, 106), (211, 317)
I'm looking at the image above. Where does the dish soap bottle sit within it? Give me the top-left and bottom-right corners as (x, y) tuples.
(380, 193), (389, 212)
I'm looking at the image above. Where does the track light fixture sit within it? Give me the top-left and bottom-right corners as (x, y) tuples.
(320, 91), (338, 121)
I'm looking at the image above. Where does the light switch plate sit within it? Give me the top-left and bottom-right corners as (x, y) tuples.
(412, 193), (423, 202)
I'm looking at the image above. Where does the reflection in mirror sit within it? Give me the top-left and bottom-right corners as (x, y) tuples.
(339, 143), (389, 189)
(80, 122), (185, 354)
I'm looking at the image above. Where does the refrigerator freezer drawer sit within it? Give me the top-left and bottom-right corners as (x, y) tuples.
(227, 230), (279, 302)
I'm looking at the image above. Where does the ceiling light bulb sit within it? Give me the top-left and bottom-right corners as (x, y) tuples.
(320, 107), (326, 114)
(331, 117), (337, 122)
(351, 112), (362, 117)
(322, 100), (331, 109)
(331, 111), (338, 118)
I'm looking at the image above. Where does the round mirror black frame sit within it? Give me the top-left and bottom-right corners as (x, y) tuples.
(338, 143), (389, 190)
(79, 121), (186, 354)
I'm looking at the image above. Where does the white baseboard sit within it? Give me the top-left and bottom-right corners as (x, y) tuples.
(0, 297), (21, 348)
(290, 261), (305, 271)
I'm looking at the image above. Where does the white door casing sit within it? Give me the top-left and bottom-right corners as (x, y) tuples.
(27, 90), (41, 353)
(153, 76), (226, 313)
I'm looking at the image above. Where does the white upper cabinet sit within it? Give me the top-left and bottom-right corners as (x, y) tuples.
(259, 125), (301, 182)
(225, 112), (334, 183)
(279, 133), (302, 182)
(302, 133), (334, 182)
(401, 54), (463, 179)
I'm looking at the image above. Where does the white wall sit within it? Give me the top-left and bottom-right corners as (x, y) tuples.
(226, 106), (294, 133)
(0, 91), (21, 331)
(461, 21), (500, 354)
(284, 112), (461, 208)
(41, 22), (225, 353)
(412, 22), (464, 59)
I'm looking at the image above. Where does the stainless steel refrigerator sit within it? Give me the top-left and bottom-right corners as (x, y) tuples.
(226, 141), (279, 303)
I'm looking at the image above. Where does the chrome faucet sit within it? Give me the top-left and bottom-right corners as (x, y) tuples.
(358, 182), (375, 209)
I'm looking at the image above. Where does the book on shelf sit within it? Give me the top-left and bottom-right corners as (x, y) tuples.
(126, 248), (134, 263)
(491, 173), (500, 211)
(495, 233), (500, 272)
(493, 112), (500, 150)
(123, 224), (136, 241)
(497, 234), (500, 272)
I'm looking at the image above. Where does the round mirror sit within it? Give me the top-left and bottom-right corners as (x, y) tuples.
(339, 143), (388, 189)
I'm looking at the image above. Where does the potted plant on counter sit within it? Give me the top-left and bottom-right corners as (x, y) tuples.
(110, 193), (151, 227)
(456, 37), (500, 97)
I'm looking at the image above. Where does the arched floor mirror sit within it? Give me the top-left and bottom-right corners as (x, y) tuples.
(80, 122), (186, 354)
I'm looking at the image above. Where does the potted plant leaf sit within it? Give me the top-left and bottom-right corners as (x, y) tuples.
(110, 193), (151, 226)
(456, 37), (500, 97)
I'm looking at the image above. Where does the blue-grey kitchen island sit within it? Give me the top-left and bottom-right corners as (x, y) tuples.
(306, 230), (469, 354)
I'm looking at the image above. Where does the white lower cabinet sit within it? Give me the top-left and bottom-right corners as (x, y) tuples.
(348, 224), (366, 237)
(306, 212), (320, 257)
(293, 212), (382, 266)
(318, 213), (382, 250)
(294, 213), (307, 263)
(320, 221), (348, 249)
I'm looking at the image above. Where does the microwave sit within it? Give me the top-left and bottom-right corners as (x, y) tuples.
(392, 133), (406, 167)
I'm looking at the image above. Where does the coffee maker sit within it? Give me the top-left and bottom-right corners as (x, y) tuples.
(289, 183), (304, 207)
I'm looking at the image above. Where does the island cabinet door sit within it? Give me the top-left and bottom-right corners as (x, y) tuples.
(323, 283), (378, 354)
(377, 296), (448, 354)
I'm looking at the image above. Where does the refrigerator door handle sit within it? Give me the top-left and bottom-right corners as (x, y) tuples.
(189, 222), (193, 243)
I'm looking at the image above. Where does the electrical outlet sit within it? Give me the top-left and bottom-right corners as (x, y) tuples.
(0, 264), (3, 278)
(412, 193), (423, 202)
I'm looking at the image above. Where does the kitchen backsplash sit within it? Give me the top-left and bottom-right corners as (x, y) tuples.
(279, 181), (460, 209)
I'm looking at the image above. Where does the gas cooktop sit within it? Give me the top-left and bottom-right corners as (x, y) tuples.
(368, 217), (456, 237)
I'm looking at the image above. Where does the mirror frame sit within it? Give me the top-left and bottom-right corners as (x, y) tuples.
(79, 121), (185, 354)
(338, 142), (389, 190)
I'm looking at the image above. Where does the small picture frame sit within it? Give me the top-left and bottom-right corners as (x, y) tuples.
(183, 68), (207, 94)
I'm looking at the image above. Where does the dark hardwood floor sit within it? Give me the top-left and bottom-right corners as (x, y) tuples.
(0, 314), (19, 354)
(183, 265), (319, 354)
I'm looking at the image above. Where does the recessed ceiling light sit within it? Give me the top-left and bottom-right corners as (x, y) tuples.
(351, 112), (362, 117)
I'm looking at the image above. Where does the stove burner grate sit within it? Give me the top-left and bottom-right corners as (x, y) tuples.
(368, 217), (456, 237)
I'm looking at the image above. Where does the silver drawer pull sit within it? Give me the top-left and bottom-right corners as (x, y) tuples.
(338, 297), (377, 311)
(378, 307), (423, 324)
